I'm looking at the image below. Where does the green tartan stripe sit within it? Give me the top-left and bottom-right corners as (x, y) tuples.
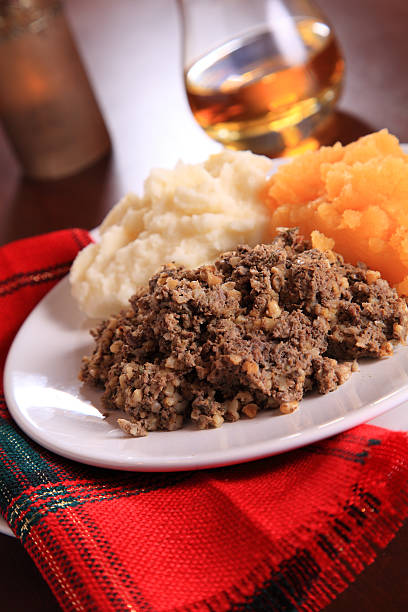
(11, 475), (190, 541)
(8, 475), (191, 541)
(9, 488), (82, 540)
(71, 509), (155, 611)
(25, 520), (100, 612)
(27, 514), (153, 612)
(0, 418), (63, 495)
(0, 401), (191, 540)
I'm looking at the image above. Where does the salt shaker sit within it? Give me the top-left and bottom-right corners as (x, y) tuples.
(0, 0), (111, 180)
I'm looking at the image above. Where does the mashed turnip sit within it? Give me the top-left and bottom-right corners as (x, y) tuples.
(264, 130), (408, 295)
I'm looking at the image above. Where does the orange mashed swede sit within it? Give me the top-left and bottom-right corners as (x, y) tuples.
(263, 130), (408, 295)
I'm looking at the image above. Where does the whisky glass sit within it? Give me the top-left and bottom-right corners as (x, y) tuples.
(180, 0), (344, 157)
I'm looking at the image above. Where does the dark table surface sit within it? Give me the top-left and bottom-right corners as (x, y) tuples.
(1, 0), (408, 610)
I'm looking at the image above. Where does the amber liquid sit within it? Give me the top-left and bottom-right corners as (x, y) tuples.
(185, 18), (344, 156)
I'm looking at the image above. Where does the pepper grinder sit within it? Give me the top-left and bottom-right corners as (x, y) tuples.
(0, 0), (111, 180)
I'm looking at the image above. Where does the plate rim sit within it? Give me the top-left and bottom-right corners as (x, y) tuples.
(5, 274), (408, 472)
(4, 145), (408, 472)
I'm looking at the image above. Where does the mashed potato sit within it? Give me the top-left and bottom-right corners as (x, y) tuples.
(70, 150), (273, 318)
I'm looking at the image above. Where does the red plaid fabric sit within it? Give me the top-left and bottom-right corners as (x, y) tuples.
(1, 229), (408, 612)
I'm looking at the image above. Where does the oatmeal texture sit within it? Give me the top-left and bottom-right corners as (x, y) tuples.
(80, 229), (408, 436)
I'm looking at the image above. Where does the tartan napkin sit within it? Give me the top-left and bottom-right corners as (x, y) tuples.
(1, 229), (408, 612)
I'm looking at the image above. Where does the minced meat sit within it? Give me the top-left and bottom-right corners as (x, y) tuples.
(79, 228), (408, 436)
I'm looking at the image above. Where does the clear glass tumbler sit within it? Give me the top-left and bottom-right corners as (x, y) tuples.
(180, 0), (344, 157)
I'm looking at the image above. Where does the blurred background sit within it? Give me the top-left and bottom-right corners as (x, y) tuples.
(0, 0), (407, 245)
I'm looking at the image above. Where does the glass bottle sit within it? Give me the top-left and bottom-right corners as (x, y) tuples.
(0, 0), (111, 179)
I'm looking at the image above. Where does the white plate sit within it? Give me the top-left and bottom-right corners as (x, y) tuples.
(4, 148), (408, 472)
(5, 276), (408, 472)
(0, 518), (13, 537)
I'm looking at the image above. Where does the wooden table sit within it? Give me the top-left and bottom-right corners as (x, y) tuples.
(1, 0), (407, 609)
